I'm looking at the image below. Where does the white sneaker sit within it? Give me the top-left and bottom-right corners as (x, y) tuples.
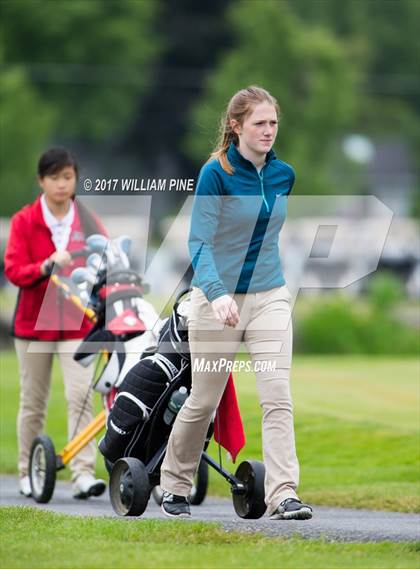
(72, 474), (106, 500)
(19, 476), (32, 497)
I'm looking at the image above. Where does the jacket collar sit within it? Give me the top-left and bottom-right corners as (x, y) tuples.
(32, 195), (48, 227)
(32, 194), (78, 227)
(227, 142), (276, 170)
(40, 193), (75, 229)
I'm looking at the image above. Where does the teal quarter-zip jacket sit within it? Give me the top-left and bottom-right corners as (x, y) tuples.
(189, 143), (295, 302)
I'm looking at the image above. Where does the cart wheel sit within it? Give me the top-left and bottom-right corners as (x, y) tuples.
(152, 457), (209, 506)
(232, 460), (267, 519)
(29, 435), (57, 504)
(109, 458), (150, 516)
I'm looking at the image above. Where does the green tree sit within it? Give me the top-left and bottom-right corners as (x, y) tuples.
(1, 0), (162, 141)
(290, 0), (420, 118)
(1, 1), (162, 214)
(290, 0), (420, 201)
(0, 61), (56, 214)
(184, 0), (361, 194)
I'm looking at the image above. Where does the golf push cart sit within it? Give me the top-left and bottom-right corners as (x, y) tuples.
(28, 234), (267, 519)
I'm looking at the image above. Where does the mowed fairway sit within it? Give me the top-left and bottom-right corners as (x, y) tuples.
(0, 351), (419, 512)
(209, 356), (420, 512)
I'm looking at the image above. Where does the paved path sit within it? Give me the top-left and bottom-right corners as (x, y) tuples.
(1, 476), (419, 543)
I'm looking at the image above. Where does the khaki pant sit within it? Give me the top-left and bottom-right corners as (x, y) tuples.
(160, 285), (300, 515)
(15, 339), (96, 482)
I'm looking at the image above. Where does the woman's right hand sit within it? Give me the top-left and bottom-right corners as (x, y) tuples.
(211, 294), (240, 327)
(49, 250), (73, 268)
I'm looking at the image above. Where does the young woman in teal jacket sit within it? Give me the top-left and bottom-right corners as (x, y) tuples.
(160, 86), (313, 520)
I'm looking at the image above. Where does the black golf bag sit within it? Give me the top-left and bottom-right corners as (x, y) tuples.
(99, 290), (191, 463)
(104, 289), (267, 520)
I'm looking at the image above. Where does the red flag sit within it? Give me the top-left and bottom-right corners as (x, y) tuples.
(214, 373), (245, 462)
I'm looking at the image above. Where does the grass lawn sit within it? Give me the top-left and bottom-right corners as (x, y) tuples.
(1, 507), (419, 569)
(1, 350), (419, 512)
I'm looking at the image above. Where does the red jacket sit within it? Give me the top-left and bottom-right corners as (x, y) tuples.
(4, 195), (107, 341)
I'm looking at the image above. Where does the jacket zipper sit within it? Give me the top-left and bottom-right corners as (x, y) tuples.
(58, 290), (64, 340)
(256, 167), (269, 212)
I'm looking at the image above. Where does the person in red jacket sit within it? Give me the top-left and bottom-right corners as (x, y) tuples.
(4, 147), (107, 499)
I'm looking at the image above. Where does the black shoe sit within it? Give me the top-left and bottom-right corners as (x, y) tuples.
(161, 491), (191, 518)
(270, 498), (313, 520)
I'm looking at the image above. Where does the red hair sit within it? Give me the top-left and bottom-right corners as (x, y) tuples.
(209, 85), (280, 174)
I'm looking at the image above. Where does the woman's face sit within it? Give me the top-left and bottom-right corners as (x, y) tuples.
(232, 102), (278, 156)
(38, 166), (77, 205)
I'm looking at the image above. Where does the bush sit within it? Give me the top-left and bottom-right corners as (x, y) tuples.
(368, 272), (404, 312)
(295, 298), (365, 354)
(295, 274), (419, 354)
